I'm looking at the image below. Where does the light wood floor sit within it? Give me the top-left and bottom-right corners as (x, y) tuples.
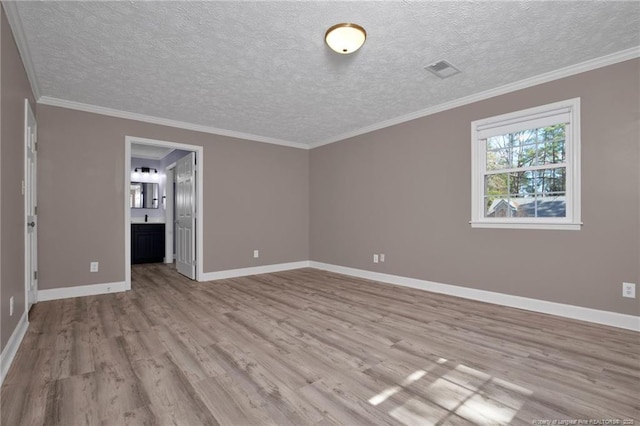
(2, 264), (638, 425)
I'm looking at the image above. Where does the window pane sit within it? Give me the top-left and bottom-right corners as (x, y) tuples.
(486, 134), (513, 151)
(514, 143), (537, 168)
(485, 196), (516, 218)
(536, 193), (566, 217)
(537, 125), (566, 165)
(486, 148), (511, 171)
(509, 171), (535, 195)
(511, 195), (536, 217)
(485, 173), (510, 196)
(534, 168), (565, 193)
(486, 124), (567, 170)
(486, 193), (567, 218)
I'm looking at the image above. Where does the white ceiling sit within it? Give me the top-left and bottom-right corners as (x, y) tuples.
(131, 144), (175, 161)
(7, 1), (640, 147)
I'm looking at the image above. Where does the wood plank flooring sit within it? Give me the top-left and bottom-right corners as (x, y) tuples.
(2, 264), (638, 425)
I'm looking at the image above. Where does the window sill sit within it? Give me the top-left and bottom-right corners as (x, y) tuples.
(470, 221), (582, 230)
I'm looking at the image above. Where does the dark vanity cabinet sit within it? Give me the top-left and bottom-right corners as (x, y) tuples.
(131, 223), (165, 264)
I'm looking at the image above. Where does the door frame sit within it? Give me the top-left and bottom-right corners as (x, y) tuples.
(164, 162), (176, 264)
(24, 99), (38, 312)
(124, 136), (204, 289)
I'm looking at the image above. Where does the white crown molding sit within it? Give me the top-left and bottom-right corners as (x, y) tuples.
(309, 46), (640, 149)
(200, 261), (310, 281)
(0, 310), (28, 387)
(37, 96), (310, 150)
(2, 1), (41, 99)
(309, 261), (640, 332)
(12, 11), (636, 153)
(38, 280), (127, 302)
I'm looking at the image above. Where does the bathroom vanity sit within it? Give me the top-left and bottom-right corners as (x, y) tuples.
(131, 223), (165, 264)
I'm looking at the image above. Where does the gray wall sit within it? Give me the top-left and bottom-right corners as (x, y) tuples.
(1, 5), (36, 351)
(36, 105), (309, 290)
(310, 59), (640, 316)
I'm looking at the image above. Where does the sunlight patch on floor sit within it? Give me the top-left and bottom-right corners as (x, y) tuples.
(455, 393), (520, 424)
(426, 377), (476, 410)
(367, 358), (533, 426)
(368, 358), (447, 407)
(389, 398), (450, 426)
(369, 386), (402, 406)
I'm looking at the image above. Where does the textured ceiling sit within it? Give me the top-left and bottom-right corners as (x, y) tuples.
(9, 1), (640, 146)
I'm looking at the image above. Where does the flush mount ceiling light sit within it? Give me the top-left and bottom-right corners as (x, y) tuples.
(325, 23), (366, 54)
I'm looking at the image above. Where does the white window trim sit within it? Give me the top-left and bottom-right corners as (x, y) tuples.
(470, 98), (582, 230)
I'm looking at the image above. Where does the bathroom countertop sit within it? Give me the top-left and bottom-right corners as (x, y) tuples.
(131, 217), (165, 224)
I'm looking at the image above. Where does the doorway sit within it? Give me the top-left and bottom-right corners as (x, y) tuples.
(124, 136), (204, 289)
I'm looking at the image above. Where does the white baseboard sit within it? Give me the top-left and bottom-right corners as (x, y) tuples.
(309, 261), (640, 332)
(200, 261), (310, 281)
(29, 263), (638, 331)
(0, 310), (29, 386)
(38, 281), (127, 302)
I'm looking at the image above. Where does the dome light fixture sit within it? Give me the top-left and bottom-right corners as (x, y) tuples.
(325, 23), (366, 54)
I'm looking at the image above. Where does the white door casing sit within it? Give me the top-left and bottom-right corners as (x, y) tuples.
(175, 152), (196, 279)
(124, 136), (203, 289)
(164, 165), (175, 264)
(24, 99), (38, 311)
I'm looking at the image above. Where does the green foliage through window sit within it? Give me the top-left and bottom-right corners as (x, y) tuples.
(484, 124), (566, 218)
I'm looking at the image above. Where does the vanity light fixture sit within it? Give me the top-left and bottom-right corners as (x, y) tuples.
(134, 167), (158, 174)
(325, 23), (367, 54)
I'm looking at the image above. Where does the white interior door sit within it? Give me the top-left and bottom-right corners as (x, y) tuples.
(175, 152), (196, 279)
(25, 99), (38, 311)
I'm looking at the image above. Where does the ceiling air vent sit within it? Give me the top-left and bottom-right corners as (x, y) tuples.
(425, 60), (461, 79)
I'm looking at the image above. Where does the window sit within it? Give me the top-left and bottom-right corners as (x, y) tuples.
(471, 98), (581, 230)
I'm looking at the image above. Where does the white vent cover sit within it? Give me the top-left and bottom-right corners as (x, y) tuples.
(425, 60), (461, 79)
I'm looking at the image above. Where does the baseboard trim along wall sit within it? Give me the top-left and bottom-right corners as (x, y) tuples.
(309, 261), (640, 332)
(30, 261), (638, 331)
(38, 281), (128, 302)
(200, 261), (311, 281)
(0, 310), (29, 386)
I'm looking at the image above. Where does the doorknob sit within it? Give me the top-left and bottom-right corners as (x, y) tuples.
(27, 221), (36, 227)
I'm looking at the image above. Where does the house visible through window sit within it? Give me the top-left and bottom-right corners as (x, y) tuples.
(471, 98), (581, 230)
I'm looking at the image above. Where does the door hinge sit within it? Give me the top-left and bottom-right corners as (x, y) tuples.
(34, 206), (38, 215)
(34, 271), (38, 280)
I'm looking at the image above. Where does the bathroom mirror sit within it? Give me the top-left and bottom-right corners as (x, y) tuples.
(130, 182), (159, 209)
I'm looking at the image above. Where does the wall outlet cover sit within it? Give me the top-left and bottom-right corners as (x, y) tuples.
(253, 250), (259, 258)
(90, 261), (99, 272)
(373, 254), (379, 263)
(622, 282), (636, 298)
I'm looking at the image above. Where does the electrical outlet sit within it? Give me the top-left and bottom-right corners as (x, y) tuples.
(90, 261), (99, 272)
(622, 282), (636, 298)
(9, 296), (14, 316)
(253, 250), (259, 258)
(373, 254), (379, 263)
(380, 253), (385, 262)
